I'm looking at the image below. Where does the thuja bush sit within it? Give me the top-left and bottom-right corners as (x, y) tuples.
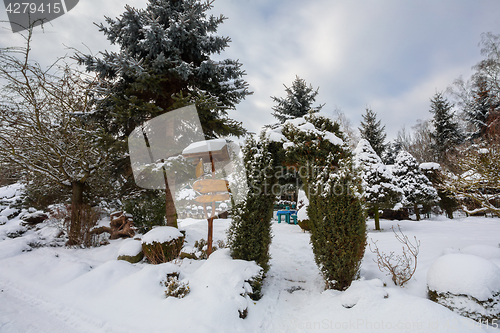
(308, 158), (367, 291)
(227, 135), (277, 275)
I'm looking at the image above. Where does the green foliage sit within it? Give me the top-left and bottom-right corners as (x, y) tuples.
(429, 289), (500, 323)
(429, 92), (463, 161)
(227, 134), (276, 273)
(117, 251), (144, 264)
(271, 76), (324, 123)
(191, 238), (226, 260)
(246, 269), (265, 301)
(297, 219), (311, 232)
(77, 0), (251, 140)
(307, 157), (367, 291)
(21, 176), (69, 211)
(123, 190), (166, 234)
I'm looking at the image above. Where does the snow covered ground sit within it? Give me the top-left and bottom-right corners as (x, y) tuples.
(1, 185), (500, 332)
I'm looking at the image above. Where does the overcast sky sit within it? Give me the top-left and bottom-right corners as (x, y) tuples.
(1, 0), (500, 140)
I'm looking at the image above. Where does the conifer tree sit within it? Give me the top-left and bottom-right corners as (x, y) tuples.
(393, 150), (439, 221)
(77, 0), (251, 140)
(354, 139), (403, 230)
(77, 0), (252, 228)
(271, 76), (324, 123)
(468, 77), (500, 140)
(358, 108), (387, 157)
(228, 133), (276, 274)
(429, 92), (463, 162)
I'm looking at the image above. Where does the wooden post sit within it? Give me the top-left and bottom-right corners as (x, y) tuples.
(206, 151), (216, 257)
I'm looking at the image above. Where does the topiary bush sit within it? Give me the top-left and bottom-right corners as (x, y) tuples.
(427, 253), (500, 323)
(227, 134), (277, 274)
(308, 157), (367, 291)
(141, 227), (184, 264)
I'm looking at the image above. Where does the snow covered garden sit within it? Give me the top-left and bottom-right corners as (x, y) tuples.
(1, 183), (500, 332)
(1, 0), (500, 332)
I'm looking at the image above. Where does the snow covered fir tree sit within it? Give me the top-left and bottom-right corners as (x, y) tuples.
(429, 92), (463, 162)
(393, 150), (439, 220)
(354, 139), (403, 231)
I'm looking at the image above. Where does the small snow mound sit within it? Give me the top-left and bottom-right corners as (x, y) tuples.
(118, 239), (143, 256)
(419, 162), (441, 170)
(141, 227), (183, 245)
(461, 245), (500, 260)
(338, 279), (387, 308)
(427, 254), (500, 301)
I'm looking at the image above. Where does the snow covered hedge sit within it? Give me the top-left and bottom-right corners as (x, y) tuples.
(427, 253), (500, 322)
(141, 227), (185, 264)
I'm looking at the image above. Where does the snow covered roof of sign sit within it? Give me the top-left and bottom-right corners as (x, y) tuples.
(419, 162), (441, 170)
(182, 139), (227, 155)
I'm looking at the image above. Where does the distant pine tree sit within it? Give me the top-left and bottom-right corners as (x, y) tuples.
(271, 76), (324, 123)
(393, 150), (439, 221)
(429, 92), (463, 162)
(467, 77), (500, 140)
(358, 108), (387, 157)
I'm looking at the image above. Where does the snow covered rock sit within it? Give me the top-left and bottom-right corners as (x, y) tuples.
(141, 227), (185, 264)
(21, 211), (48, 225)
(0, 216), (7, 225)
(427, 253), (500, 322)
(117, 239), (144, 263)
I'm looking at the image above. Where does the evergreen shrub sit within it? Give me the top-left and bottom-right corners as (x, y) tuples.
(228, 135), (277, 279)
(123, 190), (166, 234)
(142, 236), (184, 264)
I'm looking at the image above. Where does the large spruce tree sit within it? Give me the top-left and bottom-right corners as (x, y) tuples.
(429, 92), (463, 162)
(77, 0), (252, 228)
(358, 108), (387, 157)
(77, 0), (251, 140)
(271, 76), (324, 123)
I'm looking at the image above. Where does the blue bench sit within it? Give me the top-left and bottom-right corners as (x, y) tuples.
(277, 210), (297, 224)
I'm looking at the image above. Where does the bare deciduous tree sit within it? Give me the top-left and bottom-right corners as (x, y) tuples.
(0, 26), (109, 245)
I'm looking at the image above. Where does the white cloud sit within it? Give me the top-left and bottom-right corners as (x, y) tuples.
(1, 0), (499, 140)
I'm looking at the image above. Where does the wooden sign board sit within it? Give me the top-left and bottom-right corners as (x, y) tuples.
(193, 179), (229, 194)
(194, 193), (230, 203)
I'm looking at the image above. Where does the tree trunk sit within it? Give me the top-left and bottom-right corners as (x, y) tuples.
(374, 205), (380, 231)
(67, 181), (85, 245)
(164, 174), (178, 228)
(163, 115), (178, 228)
(414, 203), (421, 221)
